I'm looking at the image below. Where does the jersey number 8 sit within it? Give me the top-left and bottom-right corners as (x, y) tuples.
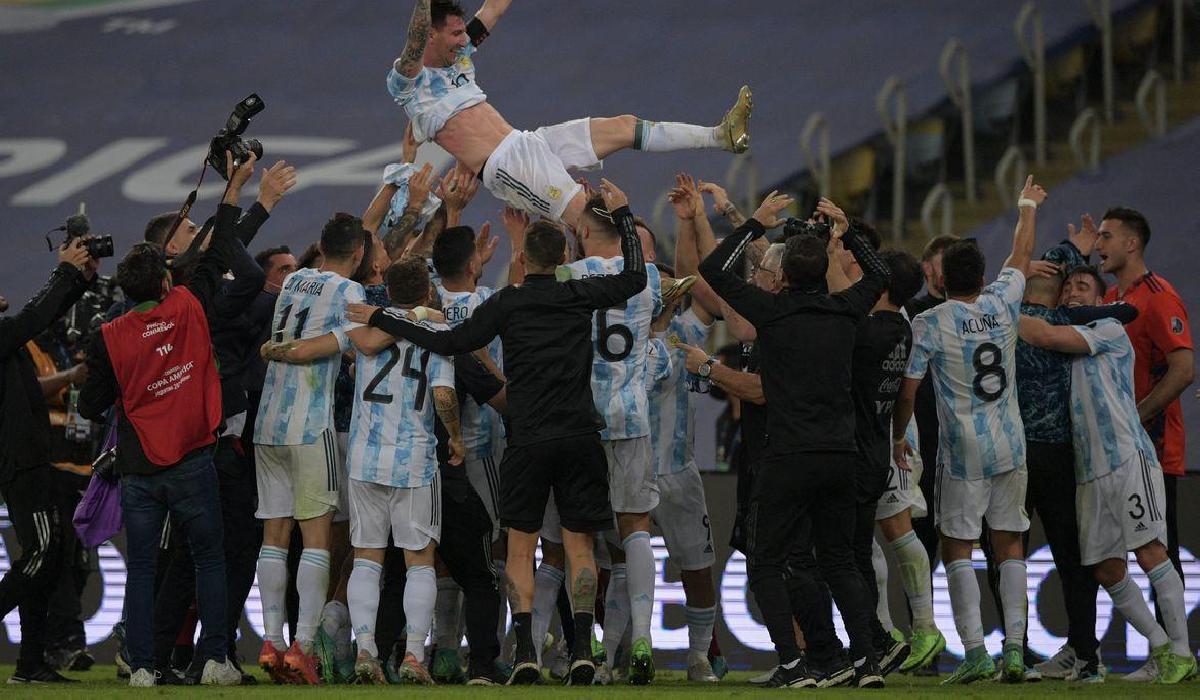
(972, 342), (1007, 402)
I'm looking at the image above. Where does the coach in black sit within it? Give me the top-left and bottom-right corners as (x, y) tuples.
(347, 178), (645, 685)
(700, 193), (890, 688)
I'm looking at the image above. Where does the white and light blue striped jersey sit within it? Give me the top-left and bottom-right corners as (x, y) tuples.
(386, 44), (487, 143)
(1069, 319), (1159, 484)
(565, 257), (663, 440)
(904, 267), (1027, 480)
(255, 269), (365, 446)
(648, 309), (711, 476)
(346, 324), (455, 488)
(439, 284), (504, 460)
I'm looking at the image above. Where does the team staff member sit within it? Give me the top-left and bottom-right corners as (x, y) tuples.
(1093, 207), (1193, 681)
(78, 154), (259, 687)
(347, 178), (645, 686)
(700, 193), (891, 689)
(0, 239), (95, 684)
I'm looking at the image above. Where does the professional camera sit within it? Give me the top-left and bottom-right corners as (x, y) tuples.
(206, 93), (265, 180)
(781, 217), (831, 242)
(47, 213), (114, 259)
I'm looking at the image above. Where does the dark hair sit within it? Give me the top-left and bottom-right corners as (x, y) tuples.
(524, 221), (567, 269)
(431, 226), (477, 279)
(143, 212), (178, 246)
(579, 194), (619, 239)
(254, 245), (292, 272)
(297, 242), (323, 269)
(655, 263), (677, 278)
(881, 250), (923, 307)
(431, 0), (466, 27)
(941, 240), (986, 297)
(633, 217), (657, 247)
(921, 233), (959, 262)
(386, 256), (431, 306)
(781, 235), (828, 290)
(1068, 265), (1108, 298)
(1102, 207), (1151, 249)
(351, 231), (378, 282)
(320, 213), (366, 261)
(849, 217), (881, 252)
(116, 242), (168, 303)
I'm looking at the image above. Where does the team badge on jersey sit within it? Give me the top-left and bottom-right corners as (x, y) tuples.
(1171, 316), (1185, 334)
(547, 185), (561, 200)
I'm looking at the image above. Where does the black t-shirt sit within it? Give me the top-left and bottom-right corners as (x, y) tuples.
(850, 310), (912, 474)
(739, 343), (767, 465)
(435, 353), (504, 503)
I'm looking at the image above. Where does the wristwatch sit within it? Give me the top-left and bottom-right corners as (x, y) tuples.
(698, 357), (716, 379)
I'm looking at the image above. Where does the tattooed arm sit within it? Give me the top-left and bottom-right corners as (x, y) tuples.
(395, 0), (432, 79)
(432, 385), (464, 466)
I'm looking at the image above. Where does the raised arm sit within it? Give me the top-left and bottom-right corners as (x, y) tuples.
(570, 179), (648, 309)
(699, 191), (792, 327)
(670, 173), (717, 323)
(1002, 175), (1048, 274)
(472, 0), (512, 40)
(0, 246), (90, 358)
(356, 297), (502, 357)
(395, 0), (432, 78)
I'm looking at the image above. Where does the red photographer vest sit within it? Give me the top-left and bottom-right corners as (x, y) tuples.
(100, 287), (222, 467)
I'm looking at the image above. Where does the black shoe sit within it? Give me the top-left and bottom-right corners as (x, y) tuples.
(878, 638), (911, 676)
(69, 649), (96, 672)
(855, 663), (885, 688)
(507, 646), (542, 686)
(763, 657), (817, 688)
(154, 666), (189, 686)
(8, 665), (78, 684)
(466, 663), (510, 686)
(812, 659), (855, 688)
(565, 658), (595, 686)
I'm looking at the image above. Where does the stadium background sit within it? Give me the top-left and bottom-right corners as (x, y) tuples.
(1, 0), (1199, 671)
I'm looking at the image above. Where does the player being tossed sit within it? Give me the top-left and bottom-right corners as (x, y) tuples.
(1018, 267), (1195, 684)
(387, 0), (752, 226)
(892, 176), (1048, 685)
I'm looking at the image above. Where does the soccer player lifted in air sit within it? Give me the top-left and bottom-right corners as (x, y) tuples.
(892, 176), (1048, 685)
(387, 0), (752, 226)
(1017, 266), (1195, 684)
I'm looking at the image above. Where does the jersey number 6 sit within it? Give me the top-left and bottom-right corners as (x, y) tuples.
(596, 308), (633, 362)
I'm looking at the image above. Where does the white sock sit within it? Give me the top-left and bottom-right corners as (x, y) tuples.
(256, 545), (289, 647)
(433, 577), (463, 651)
(1148, 560), (1190, 655)
(998, 559), (1028, 648)
(633, 119), (719, 151)
(623, 531), (656, 644)
(320, 600), (353, 663)
(685, 605), (716, 655)
(347, 558), (383, 658)
(872, 539), (895, 631)
(1106, 572), (1170, 650)
(946, 559), (985, 653)
(890, 531), (934, 632)
(531, 563), (566, 664)
(296, 548), (331, 648)
(602, 563), (629, 664)
(494, 559), (509, 658)
(404, 564), (437, 663)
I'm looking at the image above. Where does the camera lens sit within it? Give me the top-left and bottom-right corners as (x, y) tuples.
(245, 139), (263, 160)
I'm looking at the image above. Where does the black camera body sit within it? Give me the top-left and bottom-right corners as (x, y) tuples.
(782, 217), (831, 242)
(207, 94), (265, 180)
(63, 213), (114, 259)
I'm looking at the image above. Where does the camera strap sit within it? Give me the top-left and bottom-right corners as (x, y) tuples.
(164, 158), (230, 270)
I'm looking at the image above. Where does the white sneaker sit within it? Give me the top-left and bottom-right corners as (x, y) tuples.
(129, 669), (157, 687)
(1122, 657), (1158, 682)
(200, 658), (242, 686)
(749, 665), (780, 685)
(687, 651), (720, 682)
(1035, 644), (1076, 679)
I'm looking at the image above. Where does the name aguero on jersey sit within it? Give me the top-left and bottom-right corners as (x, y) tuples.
(284, 276), (326, 296)
(961, 313), (1000, 334)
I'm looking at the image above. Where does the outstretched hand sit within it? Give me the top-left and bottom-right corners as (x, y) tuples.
(402, 121), (420, 164)
(407, 163), (435, 211)
(751, 190), (793, 229)
(257, 160), (297, 212)
(1068, 213), (1099, 257)
(1019, 174), (1048, 208)
(697, 180), (731, 214)
(599, 178), (628, 212)
(814, 197), (849, 239)
(476, 221), (498, 265)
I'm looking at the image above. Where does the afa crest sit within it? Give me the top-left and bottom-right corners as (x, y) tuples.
(547, 186), (562, 200)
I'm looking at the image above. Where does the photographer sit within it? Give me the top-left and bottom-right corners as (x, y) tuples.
(0, 239), (96, 684)
(77, 154), (259, 688)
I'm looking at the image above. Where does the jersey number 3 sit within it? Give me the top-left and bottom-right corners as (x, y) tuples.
(363, 345), (430, 410)
(972, 342), (1007, 402)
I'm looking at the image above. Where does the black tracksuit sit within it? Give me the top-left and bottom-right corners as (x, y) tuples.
(700, 219), (888, 668)
(0, 262), (90, 671)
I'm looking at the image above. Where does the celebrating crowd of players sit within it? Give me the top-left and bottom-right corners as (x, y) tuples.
(2, 0), (1195, 690)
